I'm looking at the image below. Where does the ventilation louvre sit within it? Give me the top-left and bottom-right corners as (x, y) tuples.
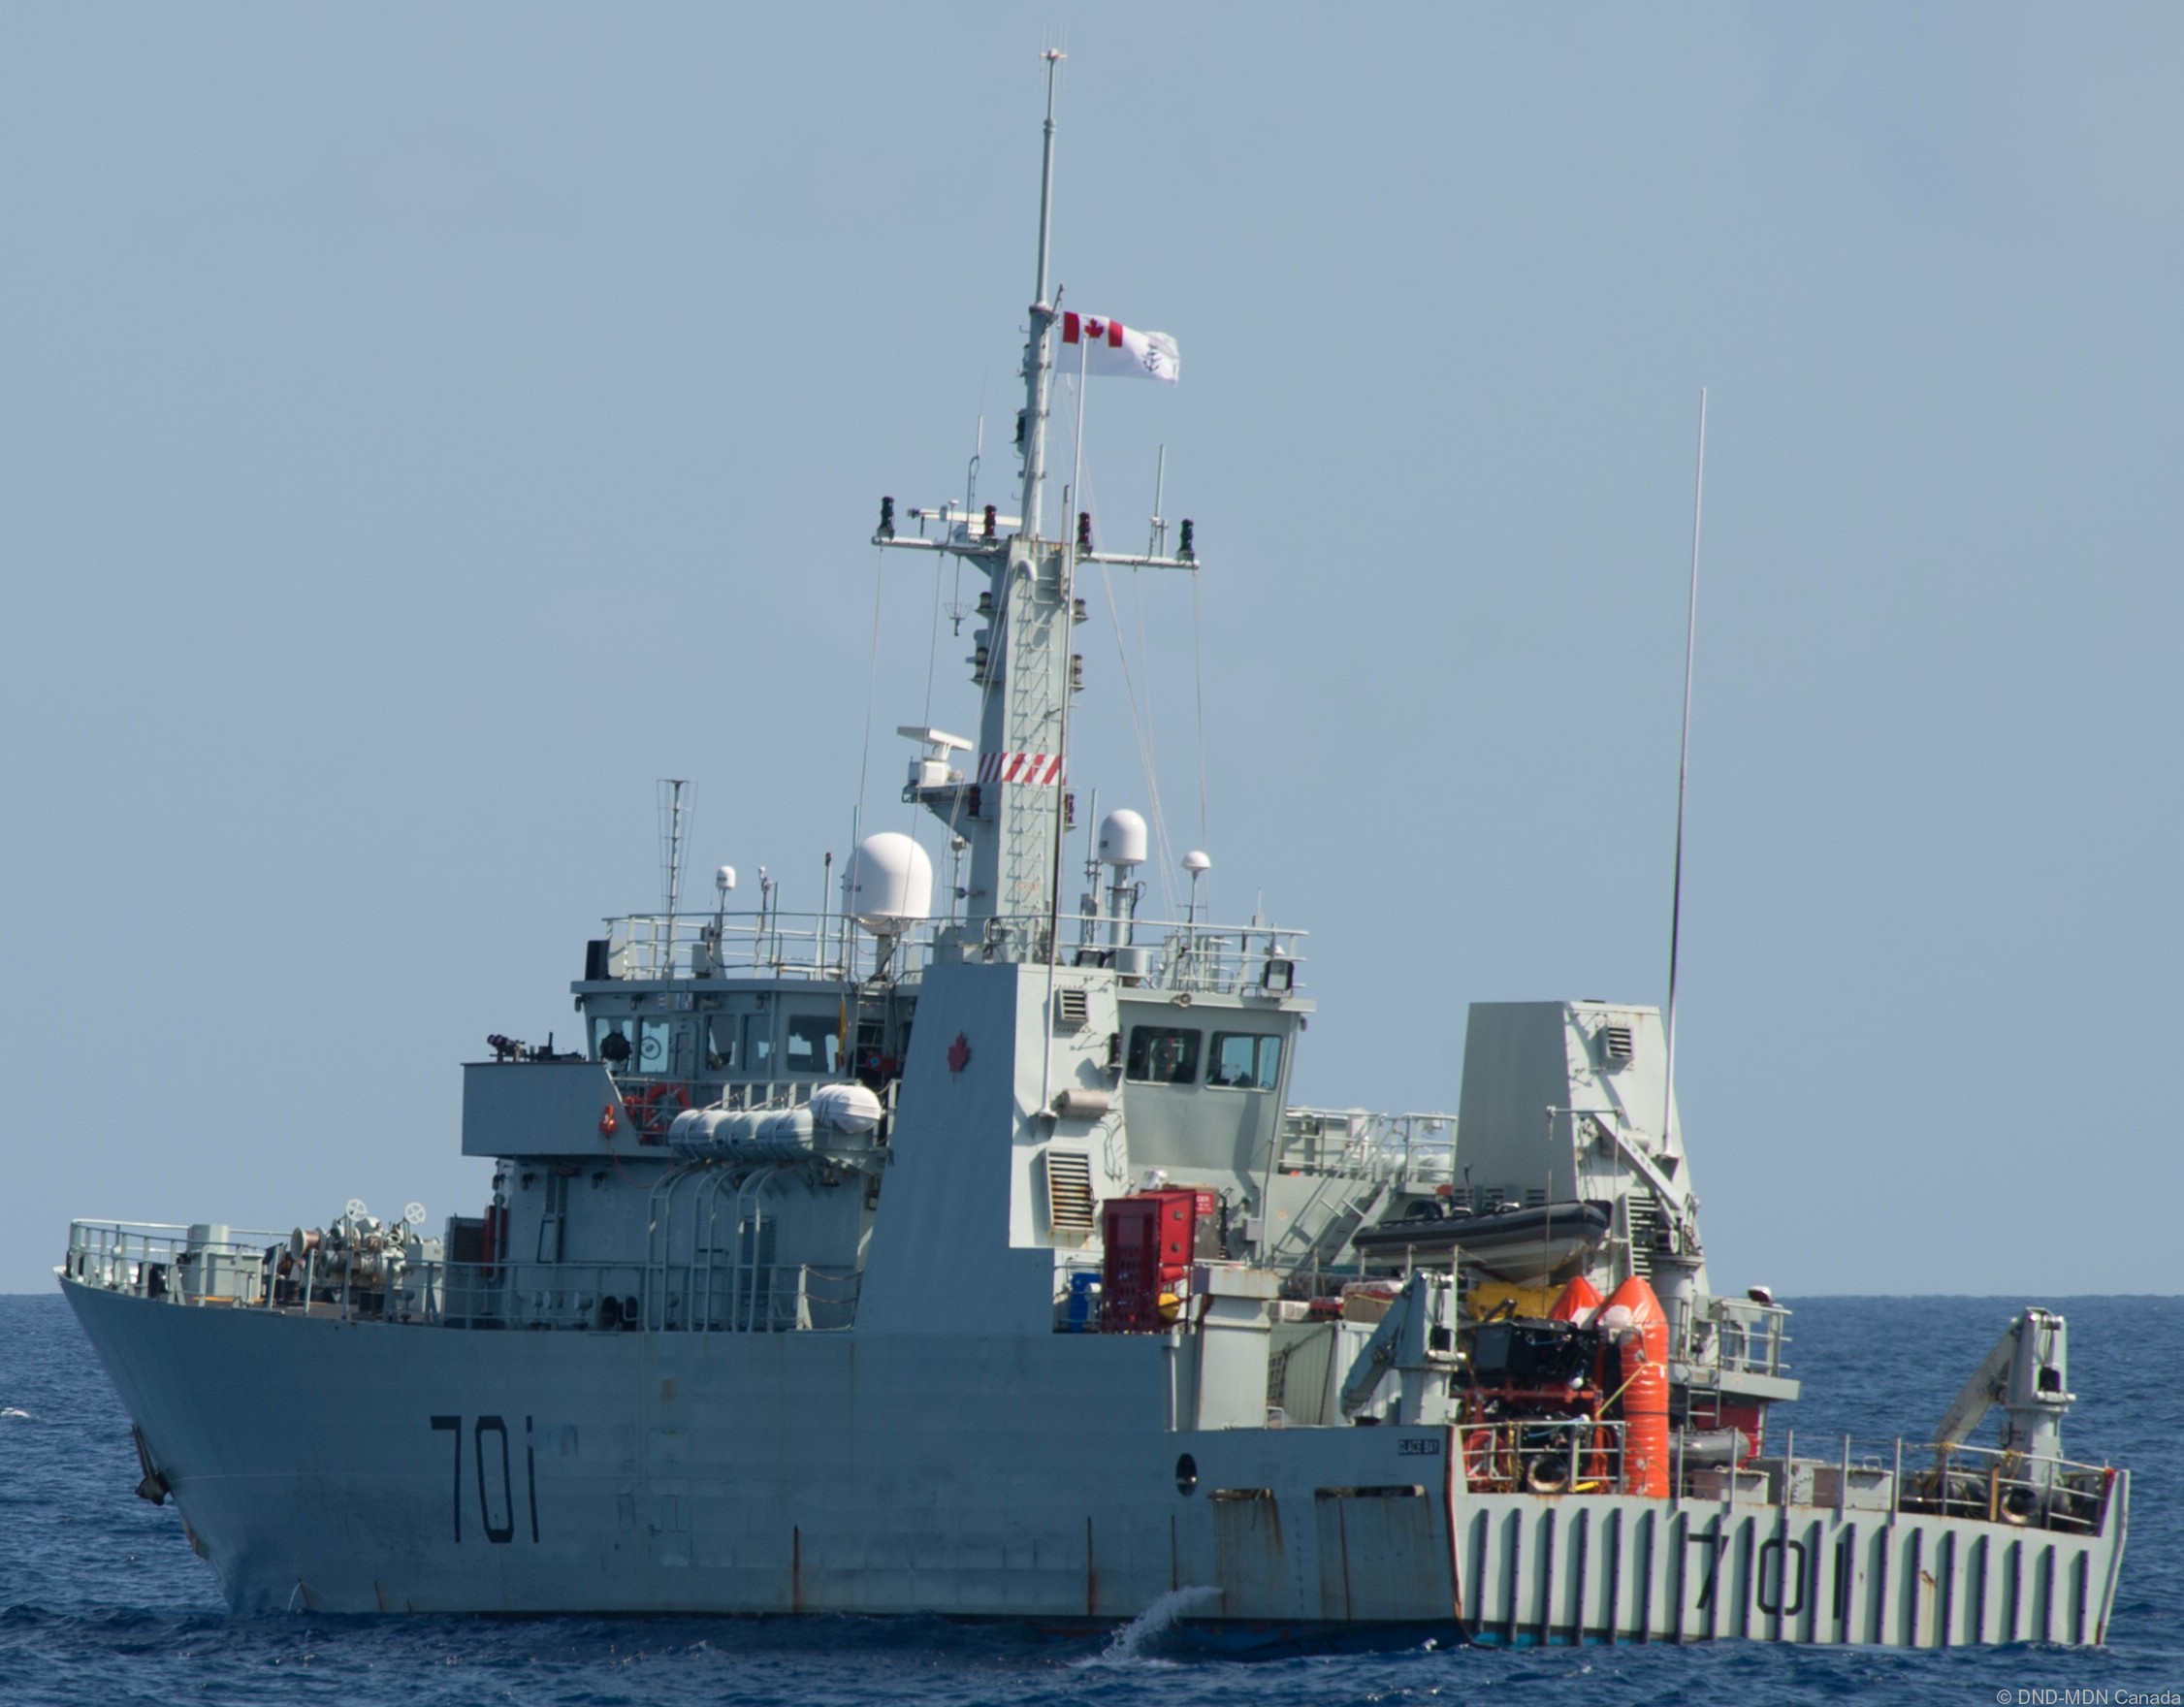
(1600, 1024), (1636, 1069)
(1054, 987), (1089, 1029)
(1625, 1188), (1663, 1278)
(1045, 1148), (1096, 1243)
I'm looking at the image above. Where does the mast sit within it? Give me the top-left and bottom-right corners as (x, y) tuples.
(876, 53), (1191, 960)
(954, 48), (1074, 955)
(1018, 49), (1063, 544)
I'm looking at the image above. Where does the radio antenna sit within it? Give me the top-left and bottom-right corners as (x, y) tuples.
(1660, 389), (1707, 1167)
(658, 778), (691, 978)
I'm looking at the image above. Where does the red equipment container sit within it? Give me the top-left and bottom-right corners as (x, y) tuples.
(1101, 1191), (1197, 1332)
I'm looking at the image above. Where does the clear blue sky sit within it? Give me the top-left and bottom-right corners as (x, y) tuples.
(4, 6), (2178, 1295)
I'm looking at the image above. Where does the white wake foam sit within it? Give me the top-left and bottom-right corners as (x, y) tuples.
(1086, 1584), (1223, 1663)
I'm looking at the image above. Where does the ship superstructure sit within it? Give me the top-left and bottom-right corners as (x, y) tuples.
(58, 58), (2126, 1647)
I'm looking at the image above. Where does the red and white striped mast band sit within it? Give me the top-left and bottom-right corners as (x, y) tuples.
(977, 752), (1065, 786)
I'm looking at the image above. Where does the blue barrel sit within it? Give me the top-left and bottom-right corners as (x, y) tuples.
(1064, 1271), (1103, 1333)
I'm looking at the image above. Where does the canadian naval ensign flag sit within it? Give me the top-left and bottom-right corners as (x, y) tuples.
(1061, 311), (1180, 382)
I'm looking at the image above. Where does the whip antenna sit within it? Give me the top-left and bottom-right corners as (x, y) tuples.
(1660, 389), (1707, 1161)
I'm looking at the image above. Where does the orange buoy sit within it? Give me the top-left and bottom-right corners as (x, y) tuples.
(1601, 1275), (1671, 1498)
(598, 1103), (620, 1138)
(1548, 1274), (1602, 1323)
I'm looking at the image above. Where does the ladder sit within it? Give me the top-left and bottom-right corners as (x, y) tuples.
(993, 544), (1067, 938)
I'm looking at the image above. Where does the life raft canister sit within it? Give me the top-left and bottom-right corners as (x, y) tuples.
(1548, 1274), (1603, 1324)
(1600, 1275), (1672, 1498)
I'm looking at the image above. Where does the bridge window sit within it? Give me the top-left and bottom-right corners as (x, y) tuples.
(1208, 1032), (1282, 1090)
(785, 1013), (842, 1076)
(638, 1018), (690, 1078)
(593, 1016), (637, 1067)
(1126, 1026), (1201, 1084)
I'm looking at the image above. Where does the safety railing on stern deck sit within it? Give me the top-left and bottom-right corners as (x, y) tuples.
(1455, 1415), (2118, 1536)
(1669, 1294), (1791, 1380)
(1463, 1417), (1631, 1496)
(1669, 1428), (2118, 1537)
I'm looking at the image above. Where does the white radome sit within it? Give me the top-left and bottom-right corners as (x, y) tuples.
(842, 832), (934, 932)
(1097, 808), (1148, 867)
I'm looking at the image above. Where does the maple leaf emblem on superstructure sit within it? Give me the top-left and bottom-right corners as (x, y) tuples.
(947, 1033), (972, 1074)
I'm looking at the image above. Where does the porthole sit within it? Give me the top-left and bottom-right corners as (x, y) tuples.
(1175, 1452), (1198, 1496)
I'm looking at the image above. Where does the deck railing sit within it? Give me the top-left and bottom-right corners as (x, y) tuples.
(1463, 1416), (1632, 1495)
(1672, 1429), (2116, 1536)
(61, 1221), (858, 1334)
(1454, 1416), (2113, 1533)
(594, 907), (1307, 998)
(1670, 1293), (1793, 1381)
(1275, 1109), (1458, 1185)
(62, 1220), (289, 1304)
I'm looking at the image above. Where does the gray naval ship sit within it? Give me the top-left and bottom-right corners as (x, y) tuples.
(61, 60), (2127, 1649)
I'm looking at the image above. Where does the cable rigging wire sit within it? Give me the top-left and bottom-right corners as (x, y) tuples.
(855, 542), (886, 831)
(1191, 557), (1208, 846)
(1060, 395), (1193, 920)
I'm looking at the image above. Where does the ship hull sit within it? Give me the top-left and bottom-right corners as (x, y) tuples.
(65, 1280), (2125, 1645)
(65, 1278), (1464, 1626)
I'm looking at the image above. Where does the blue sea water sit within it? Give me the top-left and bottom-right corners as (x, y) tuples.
(1, 1292), (2176, 1706)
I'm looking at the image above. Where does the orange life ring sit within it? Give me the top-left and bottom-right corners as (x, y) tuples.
(598, 1103), (621, 1139)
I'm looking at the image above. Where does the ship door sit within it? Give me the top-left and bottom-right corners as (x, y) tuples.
(537, 1172), (568, 1263)
(1209, 1490), (1296, 1619)
(1313, 1486), (1448, 1622)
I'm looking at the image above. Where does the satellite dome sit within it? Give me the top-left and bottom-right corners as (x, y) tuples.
(1182, 850), (1211, 876)
(1098, 809), (1148, 867)
(842, 832), (934, 932)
